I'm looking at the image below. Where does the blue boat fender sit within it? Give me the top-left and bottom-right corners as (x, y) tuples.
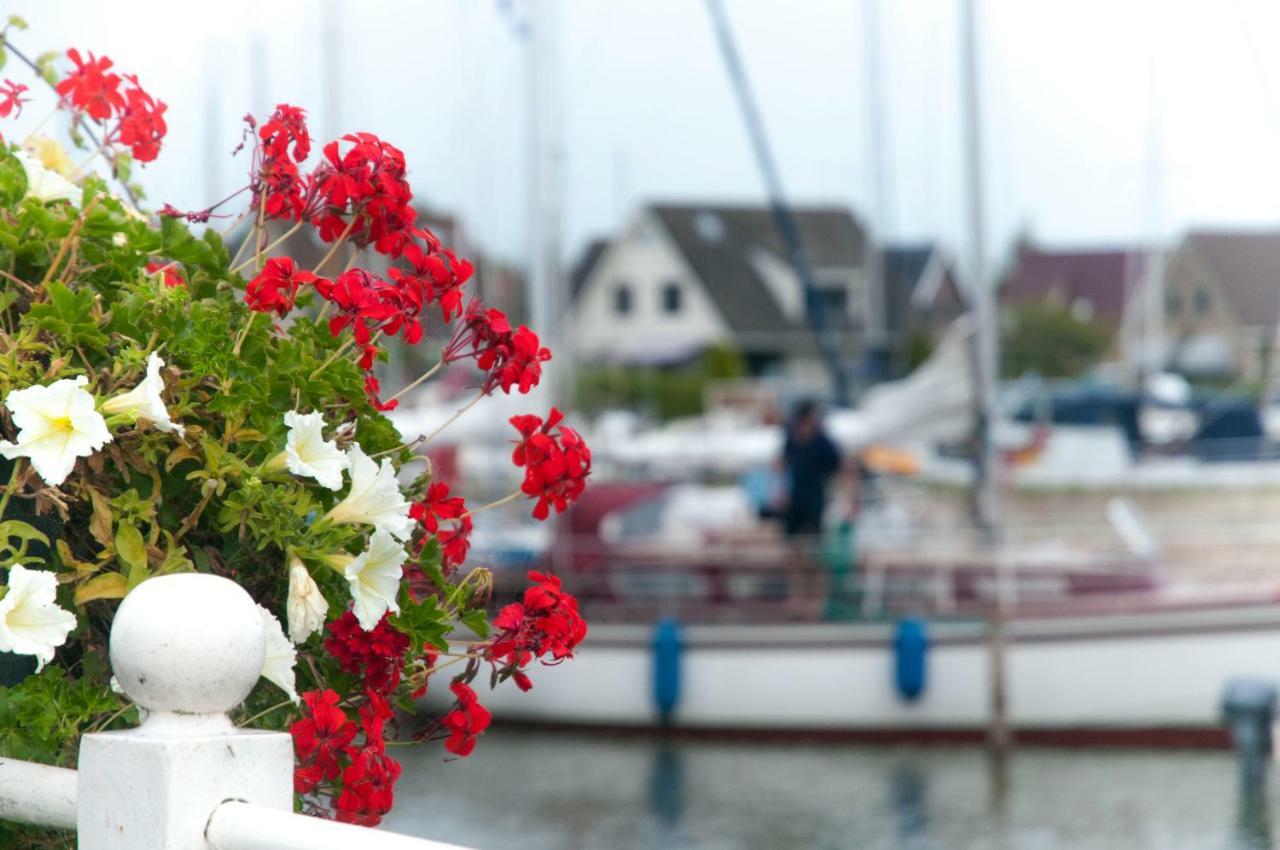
(893, 617), (929, 701)
(652, 617), (683, 723)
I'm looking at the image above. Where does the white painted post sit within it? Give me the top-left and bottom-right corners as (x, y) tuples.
(77, 573), (293, 849)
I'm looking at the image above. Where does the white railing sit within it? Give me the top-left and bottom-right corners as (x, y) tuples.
(0, 573), (475, 850)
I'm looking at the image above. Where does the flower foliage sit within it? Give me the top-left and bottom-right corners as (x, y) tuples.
(0, 31), (590, 846)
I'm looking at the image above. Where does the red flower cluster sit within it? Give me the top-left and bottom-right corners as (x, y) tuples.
(145, 260), (185, 289)
(55, 48), (167, 162)
(442, 300), (552, 396)
(0, 80), (29, 119)
(252, 104), (311, 221)
(487, 571), (587, 689)
(292, 689), (402, 828)
(313, 132), (418, 257)
(411, 482), (466, 534)
(509, 408), (591, 520)
(387, 241), (474, 323)
(55, 48), (122, 121)
(245, 257), (318, 317)
(116, 75), (167, 163)
(409, 481), (472, 574)
(441, 681), (491, 756)
(335, 692), (402, 827)
(324, 612), (410, 696)
(292, 689), (357, 794)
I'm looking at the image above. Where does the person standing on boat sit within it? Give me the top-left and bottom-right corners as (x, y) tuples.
(781, 400), (842, 617)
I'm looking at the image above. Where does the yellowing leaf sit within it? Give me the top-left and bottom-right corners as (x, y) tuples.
(74, 572), (128, 605)
(114, 522), (149, 589)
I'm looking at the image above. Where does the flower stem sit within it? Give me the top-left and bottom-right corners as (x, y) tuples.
(0, 459), (23, 518)
(231, 311), (257, 357)
(308, 337), (355, 380)
(462, 490), (522, 519)
(386, 359), (444, 405)
(238, 699), (295, 728)
(311, 218), (357, 277)
(40, 194), (101, 288)
(229, 218), (304, 275)
(421, 392), (485, 447)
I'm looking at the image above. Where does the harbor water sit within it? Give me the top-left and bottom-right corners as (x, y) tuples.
(385, 727), (1271, 849)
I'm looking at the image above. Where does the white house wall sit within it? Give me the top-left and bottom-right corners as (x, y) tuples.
(570, 211), (732, 363)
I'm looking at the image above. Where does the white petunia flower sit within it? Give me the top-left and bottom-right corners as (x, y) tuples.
(321, 445), (413, 540)
(101, 352), (185, 437)
(286, 556), (328, 645)
(0, 564), (77, 672)
(275, 410), (348, 491)
(0, 376), (112, 486)
(257, 605), (298, 703)
(341, 529), (405, 631)
(14, 150), (79, 205)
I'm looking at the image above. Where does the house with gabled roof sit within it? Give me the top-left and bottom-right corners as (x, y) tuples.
(566, 202), (871, 382)
(1162, 229), (1280, 378)
(1000, 242), (1149, 328)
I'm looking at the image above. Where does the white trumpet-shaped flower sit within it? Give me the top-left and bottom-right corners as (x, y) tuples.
(14, 149), (79, 205)
(287, 556), (328, 645)
(257, 605), (298, 703)
(274, 410), (348, 491)
(321, 445), (413, 540)
(341, 530), (406, 631)
(0, 564), (77, 672)
(101, 352), (185, 437)
(0, 376), (112, 486)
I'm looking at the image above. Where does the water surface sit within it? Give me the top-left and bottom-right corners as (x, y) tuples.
(384, 728), (1268, 850)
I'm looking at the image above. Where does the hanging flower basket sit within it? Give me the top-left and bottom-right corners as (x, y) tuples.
(0, 18), (588, 849)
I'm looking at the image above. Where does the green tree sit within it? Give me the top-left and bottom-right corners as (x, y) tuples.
(1001, 302), (1113, 378)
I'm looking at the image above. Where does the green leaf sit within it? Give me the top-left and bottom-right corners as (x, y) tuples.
(6, 15), (28, 30)
(0, 149), (27, 208)
(460, 608), (490, 638)
(0, 520), (49, 566)
(391, 594), (451, 655)
(114, 522), (149, 589)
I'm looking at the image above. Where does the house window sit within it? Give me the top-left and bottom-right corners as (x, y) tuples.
(1167, 291), (1182, 317)
(613, 284), (632, 316)
(1194, 288), (1211, 316)
(819, 287), (848, 317)
(662, 282), (682, 314)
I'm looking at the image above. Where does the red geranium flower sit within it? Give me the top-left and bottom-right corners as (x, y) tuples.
(116, 75), (167, 163)
(410, 482), (466, 535)
(509, 408), (591, 520)
(324, 611), (410, 696)
(291, 689), (357, 793)
(441, 681), (491, 756)
(244, 256), (318, 317)
(0, 80), (30, 119)
(55, 48), (124, 122)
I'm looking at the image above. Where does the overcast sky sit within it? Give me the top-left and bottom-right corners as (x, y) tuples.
(11, 0), (1280, 277)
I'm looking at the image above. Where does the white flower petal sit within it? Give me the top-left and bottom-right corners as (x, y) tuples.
(283, 410), (348, 491)
(286, 558), (328, 645)
(0, 564), (77, 672)
(0, 376), (112, 486)
(344, 530), (405, 631)
(257, 605), (298, 703)
(14, 150), (79, 205)
(323, 445), (412, 540)
(101, 353), (184, 437)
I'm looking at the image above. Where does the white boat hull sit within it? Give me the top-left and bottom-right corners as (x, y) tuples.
(455, 603), (1280, 742)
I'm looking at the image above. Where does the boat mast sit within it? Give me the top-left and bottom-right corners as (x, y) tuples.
(959, 0), (1000, 542)
(524, 0), (566, 400)
(959, 0), (1010, 756)
(705, 0), (851, 406)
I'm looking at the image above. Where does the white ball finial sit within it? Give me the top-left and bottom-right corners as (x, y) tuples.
(110, 574), (265, 720)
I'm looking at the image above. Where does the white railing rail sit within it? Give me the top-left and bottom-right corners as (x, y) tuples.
(0, 573), (476, 850)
